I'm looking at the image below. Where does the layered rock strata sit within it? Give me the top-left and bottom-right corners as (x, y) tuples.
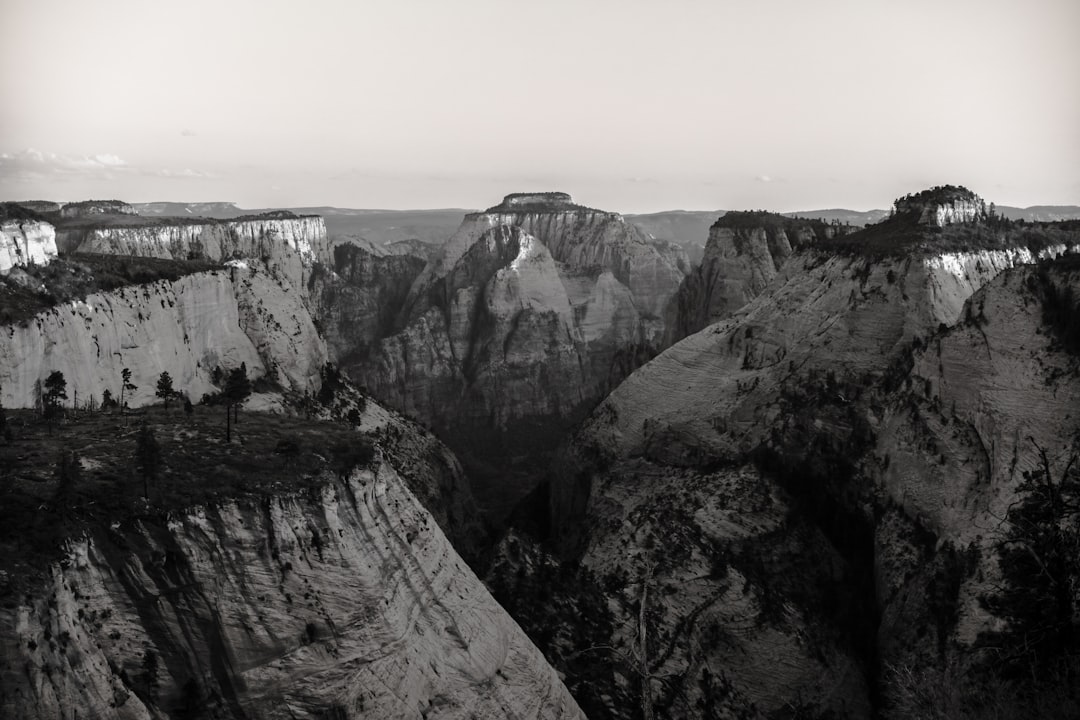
(1, 217), (57, 275)
(548, 214), (1078, 715)
(338, 195), (687, 519)
(0, 461), (584, 719)
(57, 215), (330, 291)
(0, 266), (325, 409)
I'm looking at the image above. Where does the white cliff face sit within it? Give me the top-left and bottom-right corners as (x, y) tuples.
(893, 187), (985, 227)
(573, 245), (1074, 466)
(0, 462), (585, 720)
(0, 220), (58, 275)
(0, 266), (326, 408)
(59, 216), (331, 291)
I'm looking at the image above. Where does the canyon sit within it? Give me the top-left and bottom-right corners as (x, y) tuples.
(1, 185), (1078, 718)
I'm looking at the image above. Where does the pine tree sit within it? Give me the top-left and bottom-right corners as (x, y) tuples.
(223, 364), (251, 443)
(120, 367), (136, 412)
(155, 371), (174, 412)
(43, 371), (67, 433)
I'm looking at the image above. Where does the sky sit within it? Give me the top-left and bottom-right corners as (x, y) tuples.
(1, 0), (1078, 213)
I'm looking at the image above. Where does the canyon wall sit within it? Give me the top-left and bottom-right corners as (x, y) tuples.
(1, 218), (57, 275)
(545, 234), (1077, 717)
(57, 215), (330, 291)
(0, 266), (325, 409)
(330, 196), (688, 520)
(0, 461), (584, 720)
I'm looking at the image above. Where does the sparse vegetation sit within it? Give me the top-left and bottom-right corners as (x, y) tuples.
(155, 371), (175, 411)
(0, 407), (374, 594)
(815, 209), (1080, 259)
(0, 253), (222, 325)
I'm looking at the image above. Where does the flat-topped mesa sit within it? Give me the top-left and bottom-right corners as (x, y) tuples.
(60, 199), (137, 218)
(892, 184), (985, 227)
(482, 191), (605, 215)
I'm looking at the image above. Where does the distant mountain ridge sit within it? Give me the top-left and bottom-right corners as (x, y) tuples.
(68, 200), (1080, 264)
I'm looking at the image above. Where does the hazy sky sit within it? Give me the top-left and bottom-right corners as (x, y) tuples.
(1, 0), (1078, 212)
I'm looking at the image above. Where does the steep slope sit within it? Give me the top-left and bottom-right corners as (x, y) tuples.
(337, 193), (687, 521)
(0, 266), (325, 410)
(0, 412), (582, 720)
(309, 242), (426, 367)
(1, 205), (57, 275)
(56, 212), (330, 292)
(544, 188), (1080, 717)
(664, 211), (845, 344)
(870, 259), (1080, 675)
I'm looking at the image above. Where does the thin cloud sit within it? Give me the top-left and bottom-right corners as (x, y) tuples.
(180, 129), (197, 137)
(0, 148), (213, 182)
(756, 175), (773, 183)
(0, 148), (129, 178)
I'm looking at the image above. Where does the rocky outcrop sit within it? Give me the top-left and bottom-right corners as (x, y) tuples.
(328, 195), (686, 520)
(893, 184), (984, 227)
(0, 460), (584, 719)
(872, 260), (1080, 662)
(0, 266), (326, 409)
(1, 218), (57, 275)
(547, 198), (1079, 715)
(665, 213), (858, 345)
(57, 214), (331, 292)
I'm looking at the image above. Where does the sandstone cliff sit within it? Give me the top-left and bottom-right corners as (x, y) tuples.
(545, 197), (1080, 716)
(0, 266), (326, 409)
(1, 206), (58, 275)
(309, 242), (426, 368)
(57, 214), (331, 292)
(0, 455), (583, 719)
(329, 194), (687, 521)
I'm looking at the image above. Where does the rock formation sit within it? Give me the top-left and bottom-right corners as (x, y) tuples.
(0, 451), (583, 719)
(309, 243), (426, 385)
(544, 193), (1080, 716)
(0, 215), (57, 276)
(56, 213), (330, 292)
(336, 194), (687, 521)
(664, 211), (846, 344)
(891, 184), (985, 227)
(0, 266), (325, 410)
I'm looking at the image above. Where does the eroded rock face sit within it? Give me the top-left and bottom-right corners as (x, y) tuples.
(665, 224), (792, 344)
(0, 219), (57, 275)
(309, 243), (426, 368)
(0, 461), (584, 720)
(565, 245), (1071, 479)
(893, 185), (985, 227)
(58, 215), (331, 291)
(336, 196), (687, 519)
(872, 261), (1080, 666)
(0, 267), (326, 409)
(549, 234), (1077, 716)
